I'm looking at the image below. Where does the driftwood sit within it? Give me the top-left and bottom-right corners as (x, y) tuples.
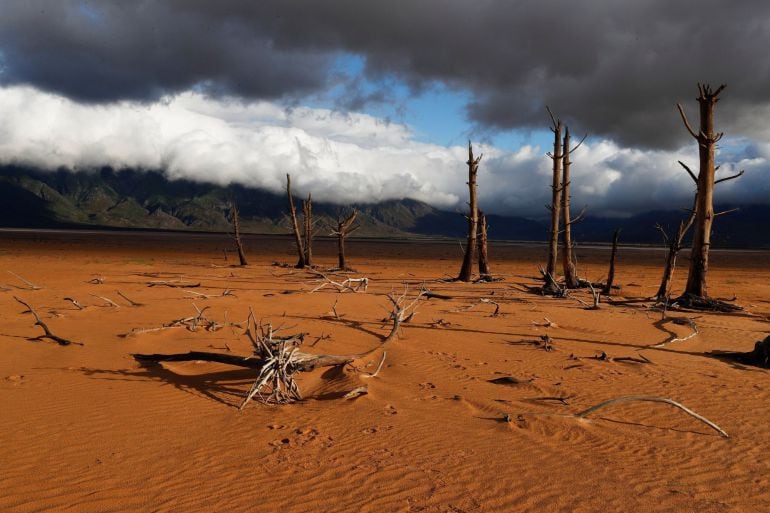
(14, 296), (82, 346)
(133, 293), (423, 406)
(90, 293), (120, 308)
(64, 297), (85, 310)
(518, 396), (728, 438)
(183, 289), (236, 299)
(147, 280), (201, 288)
(8, 271), (42, 290)
(120, 304), (242, 337)
(576, 396), (728, 437)
(652, 317), (698, 348)
(116, 290), (144, 307)
(310, 275), (369, 294)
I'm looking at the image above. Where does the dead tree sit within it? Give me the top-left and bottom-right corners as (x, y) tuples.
(477, 210), (490, 276)
(332, 209), (359, 270)
(676, 84), (742, 300)
(286, 174), (306, 268)
(655, 199), (697, 302)
(230, 202), (248, 266)
(458, 141), (482, 282)
(602, 229), (620, 295)
(545, 107), (563, 283)
(302, 193), (314, 267)
(560, 127), (587, 289)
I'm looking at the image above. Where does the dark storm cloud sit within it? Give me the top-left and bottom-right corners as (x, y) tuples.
(1, 0), (770, 148)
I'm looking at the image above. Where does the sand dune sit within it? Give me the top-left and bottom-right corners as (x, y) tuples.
(1, 231), (769, 512)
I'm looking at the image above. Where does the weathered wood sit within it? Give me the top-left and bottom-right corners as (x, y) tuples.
(231, 202), (248, 266)
(14, 296), (82, 346)
(458, 141), (482, 282)
(602, 229), (620, 295)
(560, 127), (579, 288)
(575, 396), (728, 438)
(286, 174), (306, 268)
(303, 193), (313, 267)
(678, 84), (730, 299)
(333, 209), (358, 270)
(477, 210), (490, 276)
(545, 108), (562, 280)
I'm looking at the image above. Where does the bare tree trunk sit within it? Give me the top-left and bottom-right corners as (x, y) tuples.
(477, 210), (490, 276)
(303, 193), (313, 267)
(334, 210), (359, 270)
(231, 202), (248, 266)
(560, 127), (579, 288)
(546, 110), (562, 280)
(655, 204), (696, 302)
(602, 229), (620, 295)
(286, 174), (306, 268)
(458, 141), (482, 282)
(677, 84), (726, 298)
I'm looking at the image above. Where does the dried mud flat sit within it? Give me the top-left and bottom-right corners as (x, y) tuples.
(1, 230), (770, 513)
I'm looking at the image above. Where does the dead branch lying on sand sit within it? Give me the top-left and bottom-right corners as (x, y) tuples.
(14, 296), (82, 346)
(64, 297), (85, 310)
(147, 280), (201, 288)
(309, 273), (369, 293)
(120, 304), (242, 337)
(7, 271), (43, 290)
(652, 317), (699, 348)
(89, 293), (120, 308)
(133, 293), (423, 407)
(510, 335), (554, 352)
(518, 396), (728, 438)
(452, 298), (501, 317)
(183, 288), (236, 299)
(116, 290), (144, 307)
(578, 351), (652, 364)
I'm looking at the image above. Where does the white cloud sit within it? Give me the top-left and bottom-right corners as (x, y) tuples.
(0, 85), (767, 217)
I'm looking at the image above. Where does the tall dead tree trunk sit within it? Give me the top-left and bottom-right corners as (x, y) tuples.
(302, 193), (313, 267)
(655, 207), (696, 302)
(458, 141), (482, 282)
(333, 209), (359, 270)
(560, 127), (580, 288)
(677, 83), (730, 299)
(545, 107), (562, 281)
(286, 174), (306, 268)
(477, 210), (490, 276)
(230, 202), (248, 266)
(602, 229), (620, 295)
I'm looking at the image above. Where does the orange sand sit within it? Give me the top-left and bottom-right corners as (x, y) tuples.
(1, 230), (769, 512)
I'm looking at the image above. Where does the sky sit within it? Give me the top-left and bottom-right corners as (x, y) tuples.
(0, 0), (769, 218)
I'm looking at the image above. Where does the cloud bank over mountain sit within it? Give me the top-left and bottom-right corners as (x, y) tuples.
(3, 1), (770, 149)
(1, 86), (766, 217)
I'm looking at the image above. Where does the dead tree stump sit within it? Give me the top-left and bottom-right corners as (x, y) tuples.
(286, 174), (306, 268)
(230, 202), (248, 266)
(602, 229), (620, 295)
(477, 210), (490, 277)
(458, 141), (482, 282)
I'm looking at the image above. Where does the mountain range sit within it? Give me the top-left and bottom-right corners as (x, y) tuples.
(1, 165), (769, 248)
